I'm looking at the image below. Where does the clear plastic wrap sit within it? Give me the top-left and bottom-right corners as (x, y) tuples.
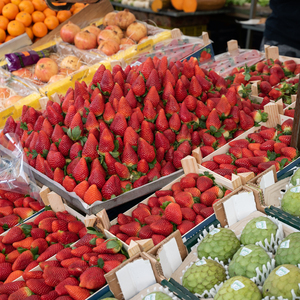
(200, 49), (264, 76)
(1, 42), (98, 89)
(127, 34), (214, 65)
(0, 68), (38, 112)
(0, 133), (41, 202)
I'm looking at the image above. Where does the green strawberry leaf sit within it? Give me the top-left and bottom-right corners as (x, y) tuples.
(106, 239), (120, 249)
(279, 158), (288, 169)
(42, 149), (48, 158)
(114, 140), (119, 152)
(97, 258), (104, 268)
(109, 151), (120, 158)
(161, 201), (171, 210)
(27, 130), (33, 135)
(267, 150), (277, 161)
(152, 176), (158, 182)
(20, 122), (28, 130)
(31, 149), (38, 159)
(89, 238), (97, 245)
(17, 247), (28, 253)
(193, 197), (200, 203)
(45, 206), (52, 211)
(120, 247), (129, 259)
(1, 248), (5, 254)
(31, 246), (39, 256)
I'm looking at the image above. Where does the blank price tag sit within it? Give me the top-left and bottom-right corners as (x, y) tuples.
(116, 259), (156, 300)
(260, 171), (275, 194)
(158, 238), (182, 279)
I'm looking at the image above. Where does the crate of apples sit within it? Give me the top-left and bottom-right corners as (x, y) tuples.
(60, 9), (149, 56)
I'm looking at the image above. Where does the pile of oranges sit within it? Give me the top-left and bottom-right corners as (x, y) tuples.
(0, 0), (86, 44)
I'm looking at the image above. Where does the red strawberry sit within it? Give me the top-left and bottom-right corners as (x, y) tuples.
(156, 109), (169, 132)
(279, 135), (291, 146)
(37, 244), (64, 263)
(281, 147), (297, 159)
(137, 138), (156, 163)
(229, 139), (249, 148)
(93, 239), (122, 254)
(260, 140), (275, 151)
(175, 79), (188, 102)
(200, 207), (214, 219)
(101, 175), (122, 200)
(43, 266), (69, 287)
(177, 220), (195, 235)
(258, 161), (280, 172)
(174, 191), (194, 208)
(132, 75), (146, 96)
(206, 109), (221, 131)
(79, 267), (105, 290)
(260, 128), (277, 140)
(150, 219), (173, 236)
(65, 285), (90, 300)
(201, 161), (219, 171)
(235, 158), (252, 169)
(213, 154), (233, 164)
(164, 202), (182, 225)
(239, 110), (254, 131)
(248, 133), (265, 144)
(55, 277), (79, 296)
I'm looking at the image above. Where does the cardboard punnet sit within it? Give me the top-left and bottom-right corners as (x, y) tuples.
(105, 252), (165, 300)
(98, 156), (239, 254)
(193, 109), (299, 184)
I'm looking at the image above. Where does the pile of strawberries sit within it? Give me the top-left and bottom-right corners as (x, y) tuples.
(0, 190), (44, 234)
(202, 119), (298, 178)
(284, 107), (295, 118)
(0, 208), (128, 300)
(258, 77), (298, 105)
(108, 172), (231, 244)
(1, 55), (266, 205)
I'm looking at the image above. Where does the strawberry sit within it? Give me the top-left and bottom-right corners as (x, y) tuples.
(43, 266), (69, 287)
(79, 267), (105, 290)
(68, 260), (89, 277)
(248, 133), (265, 144)
(274, 142), (287, 154)
(175, 79), (188, 102)
(9, 287), (33, 300)
(89, 93), (105, 117)
(12, 250), (34, 271)
(258, 161), (280, 172)
(229, 147), (242, 159)
(281, 119), (293, 134)
(151, 235), (165, 245)
(37, 243), (64, 263)
(229, 139), (249, 148)
(239, 110), (254, 131)
(146, 69), (161, 92)
(279, 135), (291, 145)
(58, 135), (73, 157)
(281, 147), (297, 159)
(235, 158), (252, 169)
(133, 175), (149, 188)
(0, 262), (12, 281)
(101, 174), (122, 200)
(156, 109), (169, 132)
(26, 279), (53, 295)
(47, 106), (63, 126)
(216, 95), (231, 117)
(141, 57), (154, 79)
(213, 154), (233, 165)
(201, 161), (219, 171)
(169, 113), (181, 131)
(161, 162), (176, 176)
(2, 226), (27, 244)
(55, 278), (79, 296)
(181, 207), (196, 222)
(93, 239), (122, 254)
(150, 219), (173, 236)
(242, 148), (254, 158)
(65, 285), (90, 300)
(180, 176), (196, 189)
(0, 281), (26, 294)
(56, 248), (73, 262)
(163, 202), (182, 225)
(0, 215), (20, 229)
(138, 138), (156, 163)
(193, 203), (207, 215)
(177, 220), (195, 235)
(174, 191), (194, 208)
(122, 143), (138, 167)
(188, 76), (202, 98)
(131, 75), (146, 97)
(13, 236), (34, 250)
(200, 207), (214, 219)
(138, 225), (154, 239)
(206, 109), (221, 131)
(22, 271), (43, 281)
(110, 112), (127, 137)
(118, 96), (132, 119)
(115, 162), (130, 180)
(248, 156), (269, 166)
(200, 191), (216, 206)
(260, 140), (275, 151)
(260, 128), (277, 141)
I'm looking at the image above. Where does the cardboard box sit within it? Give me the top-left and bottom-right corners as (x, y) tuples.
(99, 156), (240, 255)
(193, 110), (300, 184)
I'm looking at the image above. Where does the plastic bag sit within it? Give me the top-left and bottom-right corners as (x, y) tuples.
(200, 49), (264, 76)
(128, 33), (214, 65)
(0, 133), (41, 202)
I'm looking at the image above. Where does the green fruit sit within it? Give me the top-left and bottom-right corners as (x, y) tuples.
(182, 259), (226, 295)
(275, 232), (300, 266)
(263, 264), (300, 300)
(197, 228), (240, 263)
(281, 186), (300, 217)
(228, 244), (271, 279)
(240, 216), (278, 247)
(142, 292), (172, 300)
(291, 168), (300, 186)
(215, 276), (262, 300)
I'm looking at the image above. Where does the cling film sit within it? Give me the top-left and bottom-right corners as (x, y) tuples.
(137, 39), (154, 53)
(0, 106), (16, 128)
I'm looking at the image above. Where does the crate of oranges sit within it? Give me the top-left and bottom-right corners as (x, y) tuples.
(0, 0), (86, 45)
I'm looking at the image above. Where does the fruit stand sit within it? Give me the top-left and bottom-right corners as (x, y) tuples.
(2, 0), (300, 298)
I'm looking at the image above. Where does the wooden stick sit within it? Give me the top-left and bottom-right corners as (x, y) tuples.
(227, 40), (239, 56)
(192, 147), (202, 164)
(47, 192), (65, 212)
(264, 103), (280, 128)
(291, 82), (300, 149)
(267, 46), (279, 61)
(39, 186), (50, 206)
(202, 32), (210, 46)
(181, 155), (198, 175)
(96, 209), (111, 230)
(276, 99), (284, 115)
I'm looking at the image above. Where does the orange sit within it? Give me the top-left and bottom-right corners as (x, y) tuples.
(2, 3), (19, 20)
(56, 10), (71, 23)
(31, 0), (46, 11)
(25, 26), (33, 39)
(44, 15), (58, 30)
(7, 19), (25, 36)
(73, 7), (83, 14)
(0, 16), (9, 30)
(2, 0), (11, 4)
(18, 1), (34, 14)
(0, 28), (6, 42)
(32, 10), (45, 22)
(11, 0), (21, 5)
(15, 11), (31, 27)
(43, 7), (55, 17)
(5, 35), (14, 41)
(32, 21), (47, 37)
(0, 0), (5, 12)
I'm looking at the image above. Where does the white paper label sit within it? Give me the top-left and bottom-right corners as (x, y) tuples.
(256, 221), (267, 229)
(145, 294), (156, 300)
(291, 187), (300, 193)
(240, 247), (252, 256)
(209, 228), (220, 235)
(280, 240), (290, 249)
(195, 259), (207, 266)
(276, 267), (290, 277)
(231, 280), (245, 291)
